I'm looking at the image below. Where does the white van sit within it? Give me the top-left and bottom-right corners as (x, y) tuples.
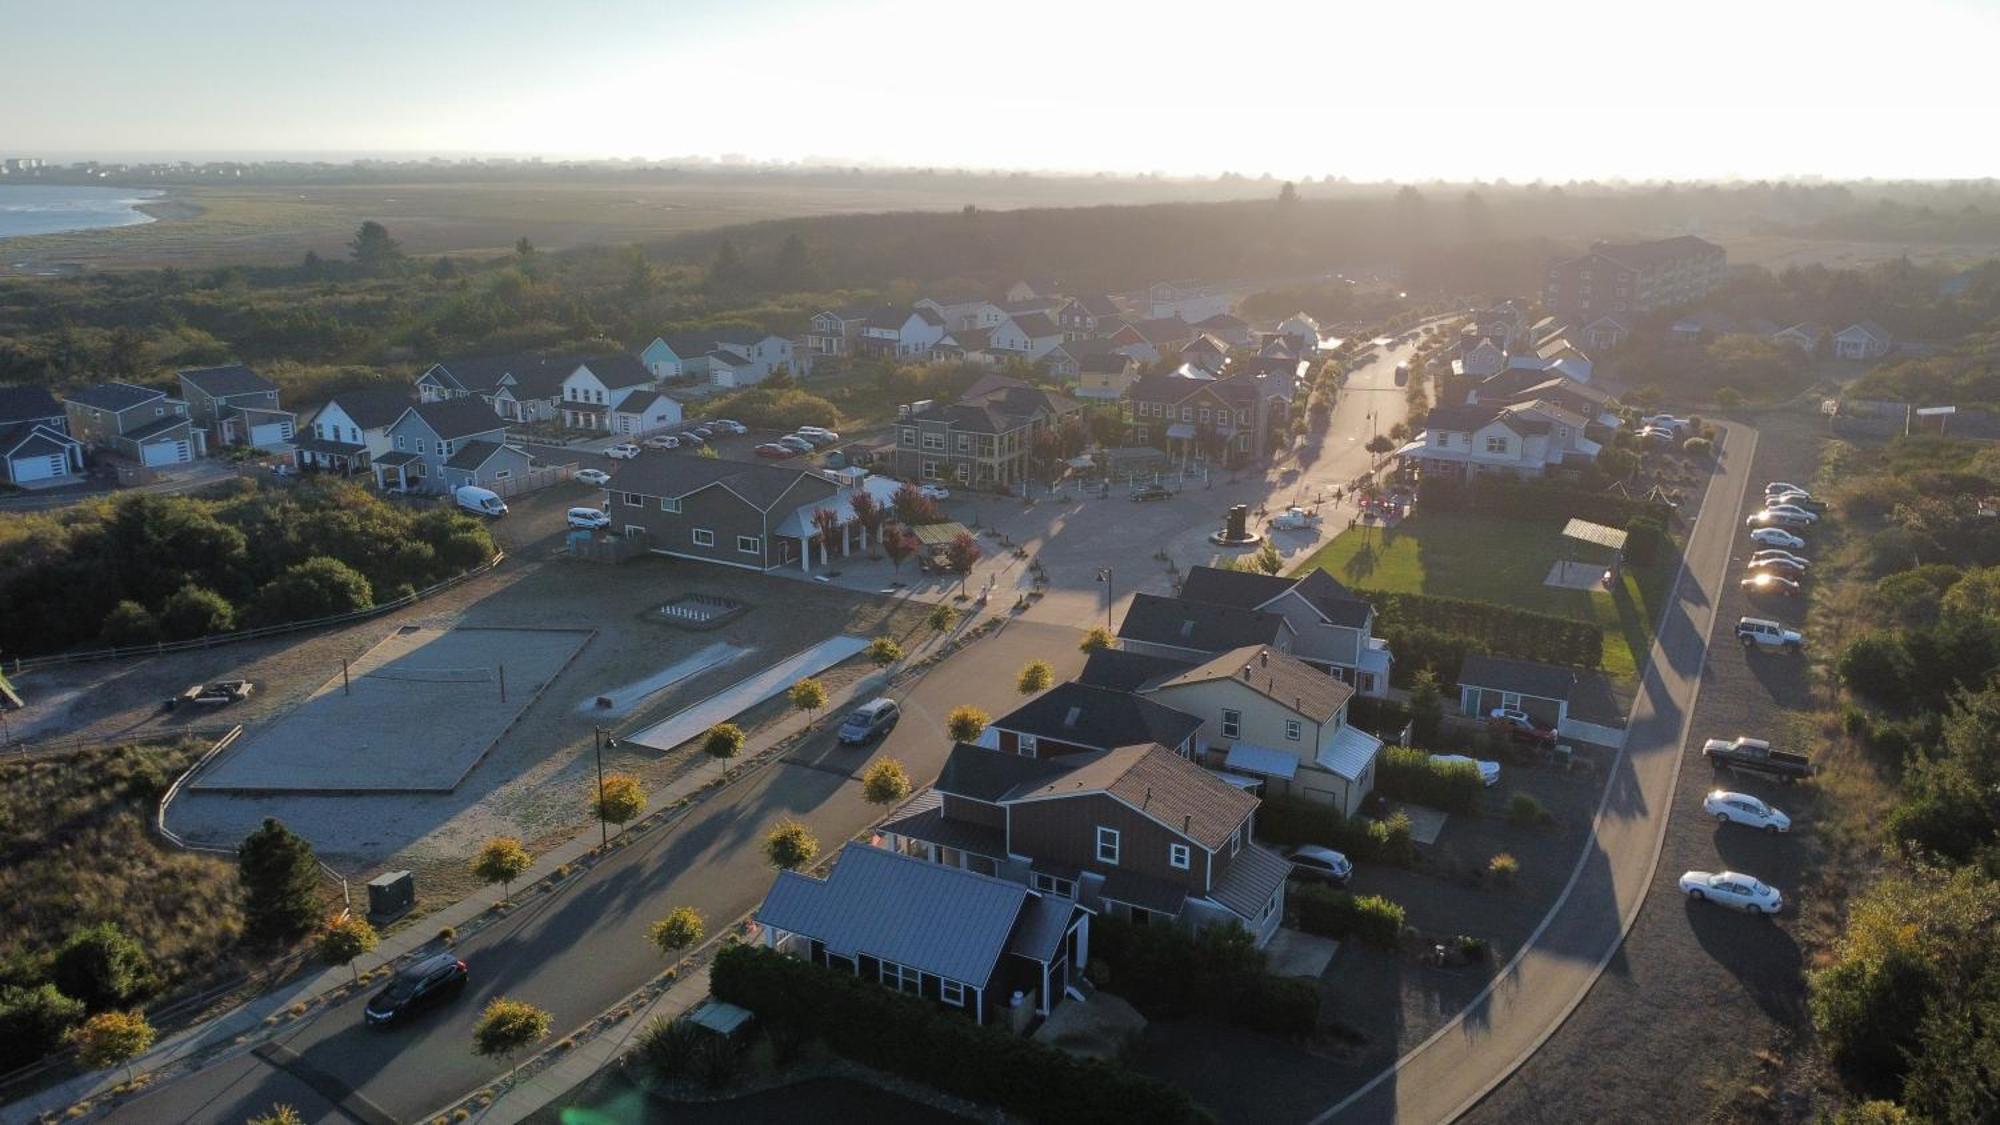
(455, 485), (508, 517)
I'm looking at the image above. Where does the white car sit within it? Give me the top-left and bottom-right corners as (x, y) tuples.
(1679, 870), (1783, 915)
(1430, 753), (1501, 787)
(1762, 503), (1818, 524)
(1749, 528), (1806, 550)
(1280, 844), (1353, 885)
(1747, 509), (1812, 529)
(1750, 549), (1809, 569)
(797, 426), (841, 442)
(1643, 414), (1690, 432)
(1737, 616), (1803, 651)
(1637, 427), (1677, 445)
(643, 434), (680, 450)
(566, 507), (611, 530)
(1765, 482), (1809, 498)
(573, 468), (611, 486)
(917, 484), (952, 501)
(1703, 790), (1791, 833)
(606, 443), (641, 460)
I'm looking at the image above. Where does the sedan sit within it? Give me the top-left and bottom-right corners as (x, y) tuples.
(1750, 548), (1809, 569)
(754, 443), (796, 459)
(1763, 503), (1818, 523)
(605, 443), (641, 460)
(917, 483), (952, 501)
(1131, 484), (1173, 502)
(1430, 753), (1501, 787)
(712, 419), (747, 434)
(1637, 427), (1677, 445)
(1281, 844), (1353, 886)
(1741, 573), (1801, 597)
(690, 425), (717, 439)
(1765, 482), (1810, 498)
(1769, 491), (1826, 513)
(676, 432), (706, 447)
(1747, 557), (1806, 579)
(1749, 527), (1807, 550)
(798, 426), (841, 442)
(566, 507), (611, 530)
(1679, 870), (1783, 915)
(1703, 790), (1791, 833)
(1747, 509), (1812, 529)
(1488, 707), (1557, 745)
(573, 468), (611, 486)
(777, 435), (815, 453)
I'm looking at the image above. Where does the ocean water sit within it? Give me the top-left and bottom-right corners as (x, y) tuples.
(0, 184), (162, 239)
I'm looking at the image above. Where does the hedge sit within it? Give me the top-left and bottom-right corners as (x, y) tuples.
(709, 944), (1210, 1124)
(1256, 794), (1389, 861)
(1367, 592), (1603, 673)
(1375, 746), (1484, 814)
(1417, 475), (1674, 528)
(1089, 917), (1319, 1038)
(1293, 886), (1407, 948)
(1347, 695), (1413, 738)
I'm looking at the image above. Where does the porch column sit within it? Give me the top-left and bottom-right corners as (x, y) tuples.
(800, 538), (811, 573)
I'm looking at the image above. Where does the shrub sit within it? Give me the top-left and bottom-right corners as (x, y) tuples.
(1624, 516), (1666, 567)
(595, 772), (647, 830)
(649, 908), (705, 956)
(1375, 747), (1482, 814)
(1080, 626), (1113, 652)
(1407, 670), (1444, 746)
(1839, 632), (1909, 706)
(1346, 695), (1412, 738)
(247, 557), (374, 626)
(709, 944), (1208, 1124)
(1488, 853), (1520, 885)
(1254, 794), (1394, 863)
(1069, 918), (1316, 1037)
(1417, 476), (1671, 530)
(1367, 811), (1417, 867)
(945, 705), (989, 743)
(1682, 436), (1713, 459)
(314, 915), (378, 982)
(70, 1009), (155, 1078)
(862, 758), (912, 805)
(702, 723), (745, 759)
(1017, 660), (1054, 694)
(636, 1016), (703, 1080)
(763, 818), (818, 870)
(51, 923), (154, 1012)
(472, 836), (533, 899)
(100, 601), (162, 646)
(1368, 592), (1603, 674)
(866, 637), (904, 666)
(1293, 886), (1405, 948)
(1455, 934), (1490, 962)
(158, 583), (237, 641)
(1506, 793), (1549, 828)
(926, 603), (958, 632)
(0, 983), (85, 1072)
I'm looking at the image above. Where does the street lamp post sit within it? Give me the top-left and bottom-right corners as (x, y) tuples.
(1096, 567), (1113, 628)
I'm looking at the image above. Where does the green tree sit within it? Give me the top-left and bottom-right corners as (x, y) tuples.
(1941, 565), (2000, 620)
(1017, 659), (1054, 694)
(1715, 386), (1744, 411)
(1365, 435), (1395, 456)
(514, 237), (535, 258)
(71, 1010), (155, 1082)
(471, 997), (551, 1085)
(0, 984), (85, 1070)
(927, 603), (957, 633)
(595, 772), (646, 836)
(649, 907), (705, 957)
(789, 677), (828, 726)
(348, 221), (404, 273)
(249, 557), (374, 626)
(945, 705), (989, 743)
(472, 836), (533, 902)
(862, 757), (911, 805)
(1254, 540), (1284, 575)
(238, 818), (322, 945)
(867, 637), (904, 666)
(1839, 632), (1909, 704)
(315, 915), (379, 983)
(702, 723), (745, 759)
(774, 233), (811, 282)
(158, 583), (237, 641)
(1081, 626), (1113, 652)
(1408, 669), (1444, 746)
(52, 922), (153, 1011)
(763, 818), (819, 870)
(100, 600), (162, 646)
(708, 239), (746, 287)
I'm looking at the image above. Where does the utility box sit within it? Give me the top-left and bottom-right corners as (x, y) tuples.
(367, 870), (414, 924)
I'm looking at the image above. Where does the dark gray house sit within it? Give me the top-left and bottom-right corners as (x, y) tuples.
(372, 399), (516, 494)
(63, 382), (205, 466)
(177, 364), (295, 450)
(603, 453), (843, 572)
(1115, 591), (1296, 662)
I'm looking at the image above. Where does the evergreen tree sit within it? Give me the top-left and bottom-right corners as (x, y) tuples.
(238, 818), (322, 945)
(348, 221), (404, 273)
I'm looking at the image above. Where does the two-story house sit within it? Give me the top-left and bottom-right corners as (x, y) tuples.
(1074, 352), (1140, 402)
(1123, 370), (1292, 467)
(297, 388), (412, 475)
(177, 365), (295, 450)
(63, 382), (205, 465)
(1275, 312), (1322, 354)
(880, 741), (1290, 948)
(805, 307), (874, 360)
(1140, 645), (1382, 818)
(1175, 565), (1393, 695)
(986, 681), (1203, 760)
(915, 296), (1007, 332)
(416, 355), (574, 424)
(1116, 591), (1296, 662)
(890, 376), (1081, 489)
(372, 399), (526, 494)
(1194, 313), (1255, 348)
(1399, 400), (1601, 481)
(1058, 294), (1123, 340)
(603, 453), (846, 572)
(559, 356), (669, 433)
(1833, 321), (1892, 361)
(988, 312), (1065, 360)
(0, 385), (84, 486)
(755, 842), (1090, 1028)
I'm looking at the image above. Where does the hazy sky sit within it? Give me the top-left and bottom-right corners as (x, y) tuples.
(4, 0), (1996, 181)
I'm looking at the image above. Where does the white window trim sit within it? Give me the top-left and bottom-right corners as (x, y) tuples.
(737, 535), (761, 554)
(880, 960), (921, 995)
(1096, 826), (1120, 865)
(691, 528), (716, 547)
(939, 979), (966, 1006)
(1220, 709), (1241, 739)
(623, 492), (643, 507)
(1229, 827), (1242, 856)
(1169, 843), (1191, 870)
(1284, 718), (1303, 742)
(660, 496), (680, 513)
(1018, 733), (1038, 757)
(1031, 872), (1076, 897)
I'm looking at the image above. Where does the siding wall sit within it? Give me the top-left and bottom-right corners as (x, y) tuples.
(1006, 792), (1209, 894)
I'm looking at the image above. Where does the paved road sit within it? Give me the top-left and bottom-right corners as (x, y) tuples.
(97, 621), (1087, 1125)
(1318, 423), (1759, 1124)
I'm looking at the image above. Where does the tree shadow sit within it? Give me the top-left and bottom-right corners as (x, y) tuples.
(1344, 541), (1379, 583)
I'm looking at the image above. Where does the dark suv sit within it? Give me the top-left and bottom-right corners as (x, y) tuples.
(365, 952), (468, 1027)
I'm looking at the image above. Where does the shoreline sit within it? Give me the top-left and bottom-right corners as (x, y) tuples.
(136, 195), (204, 222)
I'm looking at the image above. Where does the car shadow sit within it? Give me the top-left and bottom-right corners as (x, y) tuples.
(1682, 897), (1807, 1026)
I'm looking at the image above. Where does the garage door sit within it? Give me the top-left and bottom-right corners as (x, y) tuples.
(12, 453), (64, 482)
(250, 422), (292, 447)
(142, 440), (190, 466)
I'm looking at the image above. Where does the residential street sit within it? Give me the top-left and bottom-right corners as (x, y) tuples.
(88, 620), (1086, 1125)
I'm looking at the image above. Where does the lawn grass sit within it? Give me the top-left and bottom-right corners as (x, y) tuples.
(1291, 511), (1677, 681)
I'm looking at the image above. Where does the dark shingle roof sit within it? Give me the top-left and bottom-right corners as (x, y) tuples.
(613, 389), (664, 414)
(1098, 869), (1189, 916)
(1177, 566), (1295, 610)
(434, 355), (577, 398)
(1076, 649), (1195, 693)
(0, 385), (65, 424)
(407, 399), (508, 441)
(1423, 404), (1504, 434)
(444, 439), (505, 470)
(65, 382), (165, 412)
(318, 388), (414, 432)
(936, 743), (1072, 803)
(879, 794), (1009, 859)
(1079, 352), (1135, 375)
(581, 354), (654, 389)
(992, 682), (1201, 753)
(123, 415), (190, 441)
(608, 452), (838, 510)
(1008, 312), (1061, 338)
(1150, 644), (1354, 724)
(1457, 654), (1579, 701)
(1292, 569), (1372, 628)
(1118, 592), (1290, 653)
(178, 364), (275, 399)
(1003, 743), (1256, 852)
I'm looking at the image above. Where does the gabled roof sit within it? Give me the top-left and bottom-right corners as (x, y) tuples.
(755, 843), (1032, 986)
(1209, 844), (1290, 921)
(1148, 644), (1353, 723)
(1196, 313), (1248, 330)
(444, 439), (511, 471)
(1075, 649), (1195, 693)
(1839, 320), (1890, 341)
(1135, 316), (1194, 344)
(608, 452), (837, 510)
(1176, 565), (1371, 629)
(178, 364), (275, 399)
(1117, 591), (1291, 653)
(0, 385), (63, 424)
(1424, 404), (1506, 433)
(403, 399), (509, 441)
(1006, 312), (1061, 338)
(935, 742), (1073, 803)
(0, 423), (79, 458)
(1003, 743), (1256, 852)
(318, 387), (414, 432)
(432, 354), (579, 399)
(1457, 653), (1579, 701)
(613, 389), (665, 415)
(992, 681), (1202, 753)
(1079, 352), (1136, 375)
(65, 382), (165, 412)
(1077, 294), (1123, 317)
(579, 354), (655, 389)
(122, 415), (191, 442)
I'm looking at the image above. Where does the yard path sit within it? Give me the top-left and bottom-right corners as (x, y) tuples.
(1316, 422), (1759, 1124)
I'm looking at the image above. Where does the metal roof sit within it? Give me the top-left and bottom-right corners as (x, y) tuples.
(1006, 896), (1075, 963)
(754, 844), (1029, 986)
(1223, 742), (1300, 781)
(1562, 518), (1629, 552)
(1208, 843), (1291, 922)
(1315, 724), (1383, 783)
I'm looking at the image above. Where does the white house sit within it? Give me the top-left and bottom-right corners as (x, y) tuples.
(1833, 321), (1892, 361)
(608, 389), (682, 435)
(1772, 322), (1826, 354)
(560, 357), (657, 432)
(1400, 400), (1601, 481)
(1276, 312), (1322, 353)
(1582, 316), (1630, 351)
(1459, 338), (1506, 379)
(298, 388), (412, 475)
(915, 296), (1006, 332)
(989, 313), (1065, 360)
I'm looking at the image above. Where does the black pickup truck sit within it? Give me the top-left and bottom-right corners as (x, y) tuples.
(1701, 736), (1814, 781)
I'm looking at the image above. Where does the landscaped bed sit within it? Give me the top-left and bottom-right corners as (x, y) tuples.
(1291, 511), (1679, 680)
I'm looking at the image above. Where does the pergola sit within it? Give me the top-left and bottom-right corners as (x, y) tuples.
(1556, 518), (1629, 585)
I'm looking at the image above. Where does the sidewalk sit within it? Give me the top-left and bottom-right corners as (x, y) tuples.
(6, 616), (981, 1125)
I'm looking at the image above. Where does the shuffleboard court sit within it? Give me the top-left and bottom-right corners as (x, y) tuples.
(622, 635), (871, 752)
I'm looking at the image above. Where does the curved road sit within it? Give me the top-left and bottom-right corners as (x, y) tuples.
(1319, 423), (1758, 1124)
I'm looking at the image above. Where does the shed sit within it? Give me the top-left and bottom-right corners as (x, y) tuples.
(1456, 653), (1577, 729)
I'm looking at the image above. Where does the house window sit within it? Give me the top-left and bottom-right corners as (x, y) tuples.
(880, 960), (922, 995)
(1237, 410), (1249, 425)
(1198, 407), (1210, 424)
(1284, 719), (1303, 742)
(1096, 827), (1120, 865)
(660, 496), (680, 513)
(417, 440), (429, 455)
(1229, 827), (1242, 856)
(1485, 436), (1508, 454)
(956, 434), (971, 453)
(692, 528), (716, 547)
(922, 460), (939, 480)
(1169, 843), (1191, 870)
(623, 492), (642, 507)
(1181, 406), (1193, 422)
(921, 433), (946, 451)
(1018, 734), (1038, 757)
(1032, 872), (1076, 897)
(900, 427), (916, 447)
(494, 469), (510, 480)
(737, 535), (761, 554)
(1220, 709), (1241, 738)
(939, 979), (966, 1006)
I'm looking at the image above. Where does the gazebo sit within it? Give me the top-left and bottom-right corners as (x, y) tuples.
(1551, 518), (1628, 589)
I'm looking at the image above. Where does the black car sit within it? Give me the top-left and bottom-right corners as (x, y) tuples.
(677, 431), (706, 447)
(365, 952), (468, 1027)
(1131, 485), (1173, 502)
(690, 425), (717, 439)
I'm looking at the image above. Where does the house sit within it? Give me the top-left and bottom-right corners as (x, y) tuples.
(881, 741), (1289, 946)
(177, 365), (295, 450)
(1042, 344), (1082, 381)
(1456, 338), (1507, 379)
(1147, 281), (1231, 323)
(416, 355), (574, 424)
(1771, 322), (1826, 354)
(1074, 648), (1196, 692)
(644, 330), (796, 386)
(855, 308), (947, 361)
(557, 357), (672, 433)
(806, 307), (874, 359)
(1581, 316), (1630, 351)
(988, 681), (1203, 759)
(0, 385), (84, 486)
(1179, 333), (1231, 374)
(1075, 352), (1140, 402)
(1117, 591), (1296, 661)
(1194, 313), (1255, 348)
(1474, 375), (1620, 430)
(1122, 370), (1293, 467)
(1456, 653), (1576, 731)
(1542, 236), (1727, 327)
(1175, 565), (1392, 695)
(990, 312), (1065, 360)
(1834, 321), (1892, 361)
(1059, 295), (1123, 340)
(1276, 312), (1322, 353)
(297, 387), (411, 475)
(603, 453), (851, 572)
(1534, 337), (1594, 382)
(1141, 644), (1382, 818)
(1667, 309), (1737, 346)
(63, 382), (206, 466)
(891, 377), (1081, 488)
(755, 842), (1090, 1026)
(915, 296), (1008, 332)
(372, 399), (516, 494)
(1400, 400), (1601, 481)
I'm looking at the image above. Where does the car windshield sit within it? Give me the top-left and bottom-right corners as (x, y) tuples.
(842, 711), (871, 727)
(381, 978), (420, 1003)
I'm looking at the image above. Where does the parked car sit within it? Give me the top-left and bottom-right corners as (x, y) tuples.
(777, 435), (815, 453)
(711, 419), (747, 434)
(1749, 549), (1809, 569)
(1703, 790), (1792, 833)
(676, 431), (706, 447)
(1487, 707), (1557, 745)
(1747, 508), (1812, 529)
(1430, 753), (1501, 787)
(1769, 491), (1826, 512)
(1747, 559), (1806, 582)
(1281, 844), (1353, 886)
(606, 443), (641, 460)
(1131, 484), (1173, 502)
(1703, 735), (1815, 780)
(1765, 482), (1810, 498)
(643, 434), (680, 450)
(1749, 527), (1807, 550)
(1737, 617), (1803, 651)
(1679, 870), (1783, 915)
(797, 426), (841, 443)
(754, 442), (796, 459)
(566, 507), (611, 530)
(690, 425), (717, 439)
(916, 483), (952, 501)
(1643, 414), (1691, 435)
(1637, 427), (1677, 445)
(1762, 503), (1818, 524)
(574, 468), (611, 486)
(365, 953), (469, 1027)
(1740, 573), (1801, 597)
(836, 698), (901, 745)
(454, 485), (507, 517)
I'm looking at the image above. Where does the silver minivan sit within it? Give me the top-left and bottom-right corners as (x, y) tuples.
(837, 698), (900, 744)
